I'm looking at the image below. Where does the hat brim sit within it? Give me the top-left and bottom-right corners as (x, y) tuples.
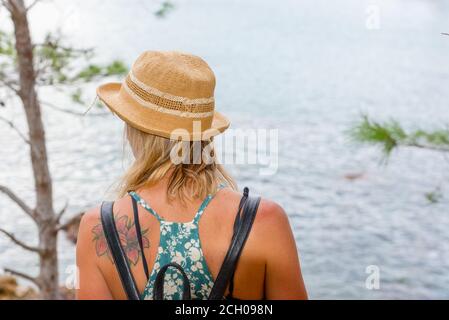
(96, 83), (230, 141)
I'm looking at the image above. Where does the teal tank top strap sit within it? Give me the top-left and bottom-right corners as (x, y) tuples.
(192, 194), (213, 224)
(192, 183), (227, 224)
(128, 191), (163, 222)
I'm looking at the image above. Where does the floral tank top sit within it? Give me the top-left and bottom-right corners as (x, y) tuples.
(129, 189), (221, 300)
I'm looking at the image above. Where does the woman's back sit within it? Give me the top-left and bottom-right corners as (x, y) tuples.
(76, 50), (307, 300)
(77, 183), (307, 299)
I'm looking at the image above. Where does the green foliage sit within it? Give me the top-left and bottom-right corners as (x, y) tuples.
(155, 1), (174, 18)
(349, 114), (449, 158)
(349, 115), (449, 201)
(74, 64), (102, 81)
(411, 129), (449, 147)
(106, 60), (128, 76)
(0, 30), (15, 57)
(424, 186), (443, 204)
(70, 88), (83, 104)
(74, 60), (127, 82)
(1, 30), (128, 106)
(34, 32), (128, 87)
(0, 30), (18, 82)
(1, 1), (173, 108)
(348, 115), (406, 156)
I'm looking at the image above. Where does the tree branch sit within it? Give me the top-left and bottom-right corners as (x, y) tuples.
(55, 200), (68, 224)
(6, 0), (24, 13)
(34, 42), (93, 54)
(4, 267), (39, 286)
(56, 211), (83, 233)
(403, 142), (449, 153)
(0, 115), (31, 145)
(0, 228), (42, 253)
(25, 0), (39, 11)
(1, 0), (13, 11)
(0, 78), (21, 95)
(0, 184), (36, 221)
(40, 100), (108, 117)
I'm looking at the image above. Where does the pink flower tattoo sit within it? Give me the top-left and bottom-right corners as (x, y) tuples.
(92, 214), (150, 266)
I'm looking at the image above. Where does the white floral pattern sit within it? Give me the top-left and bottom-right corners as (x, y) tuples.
(129, 191), (218, 300)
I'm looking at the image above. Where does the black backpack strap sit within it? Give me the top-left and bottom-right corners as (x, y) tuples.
(131, 196), (150, 281)
(228, 187), (249, 296)
(232, 187), (249, 236)
(100, 201), (141, 300)
(208, 188), (261, 300)
(153, 262), (192, 300)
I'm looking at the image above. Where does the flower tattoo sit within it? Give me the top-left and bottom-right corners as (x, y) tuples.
(92, 214), (150, 266)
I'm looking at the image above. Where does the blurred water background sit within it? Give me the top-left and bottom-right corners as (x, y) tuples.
(1, 0), (449, 299)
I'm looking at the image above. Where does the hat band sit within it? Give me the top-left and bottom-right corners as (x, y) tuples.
(122, 72), (215, 118)
(129, 71), (214, 105)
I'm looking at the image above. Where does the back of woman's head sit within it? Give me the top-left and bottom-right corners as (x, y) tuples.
(118, 124), (236, 202)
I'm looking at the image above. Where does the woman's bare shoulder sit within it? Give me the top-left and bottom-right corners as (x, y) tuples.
(79, 196), (130, 236)
(78, 206), (102, 244)
(76, 206), (102, 269)
(218, 188), (291, 234)
(248, 198), (291, 248)
(77, 196), (131, 250)
(256, 198), (289, 226)
(80, 206), (101, 225)
(80, 195), (131, 225)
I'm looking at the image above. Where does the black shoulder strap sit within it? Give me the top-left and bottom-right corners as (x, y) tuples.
(100, 201), (141, 300)
(208, 189), (261, 300)
(228, 187), (249, 295)
(232, 187), (249, 236)
(132, 196), (150, 281)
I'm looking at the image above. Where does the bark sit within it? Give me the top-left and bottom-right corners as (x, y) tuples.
(7, 0), (59, 299)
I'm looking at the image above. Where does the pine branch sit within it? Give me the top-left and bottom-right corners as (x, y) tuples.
(0, 184), (37, 221)
(4, 267), (39, 286)
(348, 115), (449, 157)
(403, 142), (449, 153)
(0, 228), (42, 253)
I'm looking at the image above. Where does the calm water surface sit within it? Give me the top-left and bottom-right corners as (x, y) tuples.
(1, 0), (449, 299)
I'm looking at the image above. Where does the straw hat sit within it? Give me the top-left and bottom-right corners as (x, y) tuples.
(97, 51), (230, 141)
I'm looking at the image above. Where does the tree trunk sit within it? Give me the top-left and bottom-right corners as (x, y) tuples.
(8, 0), (59, 299)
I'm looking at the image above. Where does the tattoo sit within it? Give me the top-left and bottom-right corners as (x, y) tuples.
(92, 214), (150, 266)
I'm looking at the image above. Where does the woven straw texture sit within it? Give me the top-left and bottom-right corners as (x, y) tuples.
(97, 51), (229, 141)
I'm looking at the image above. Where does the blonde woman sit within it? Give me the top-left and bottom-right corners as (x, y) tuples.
(76, 51), (307, 300)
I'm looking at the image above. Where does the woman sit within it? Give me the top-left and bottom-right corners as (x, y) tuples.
(76, 51), (307, 300)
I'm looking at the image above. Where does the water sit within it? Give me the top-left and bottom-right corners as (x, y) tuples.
(1, 0), (449, 299)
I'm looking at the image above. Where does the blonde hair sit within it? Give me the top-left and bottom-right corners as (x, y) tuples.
(118, 124), (237, 202)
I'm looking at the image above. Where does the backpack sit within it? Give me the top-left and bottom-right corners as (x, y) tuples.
(100, 187), (260, 300)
